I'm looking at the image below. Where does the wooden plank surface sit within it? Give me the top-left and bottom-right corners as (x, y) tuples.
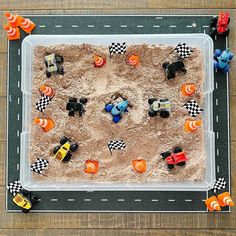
(0, 3), (236, 235)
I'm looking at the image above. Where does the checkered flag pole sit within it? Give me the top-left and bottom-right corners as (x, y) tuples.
(30, 157), (49, 175)
(174, 42), (193, 59)
(36, 95), (51, 113)
(109, 42), (126, 57)
(107, 140), (126, 155)
(183, 100), (203, 117)
(212, 177), (227, 194)
(7, 180), (23, 196)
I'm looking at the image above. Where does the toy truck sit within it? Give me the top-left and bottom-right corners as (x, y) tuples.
(12, 189), (39, 213)
(210, 12), (230, 37)
(162, 60), (186, 79)
(53, 136), (78, 162)
(148, 98), (171, 118)
(66, 97), (88, 116)
(161, 147), (188, 170)
(45, 53), (64, 78)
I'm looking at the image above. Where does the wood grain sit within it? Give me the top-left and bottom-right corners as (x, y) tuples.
(0, 0), (235, 10)
(0, 4), (236, 234)
(0, 229), (236, 236)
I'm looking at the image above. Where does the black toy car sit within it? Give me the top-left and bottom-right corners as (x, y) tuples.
(148, 98), (171, 118)
(53, 136), (79, 162)
(45, 53), (64, 78)
(162, 60), (186, 79)
(66, 97), (88, 116)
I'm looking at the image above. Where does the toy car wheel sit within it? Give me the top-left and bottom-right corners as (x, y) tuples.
(30, 195), (40, 204)
(228, 17), (230, 24)
(177, 68), (187, 76)
(210, 16), (218, 27)
(159, 98), (168, 102)
(210, 27), (217, 37)
(177, 161), (186, 166)
(45, 60), (48, 67)
(167, 164), (175, 170)
(159, 110), (170, 118)
(60, 136), (68, 145)
(66, 102), (76, 110)
(70, 143), (78, 152)
(46, 71), (51, 78)
(68, 109), (75, 116)
(79, 97), (88, 104)
(53, 145), (61, 154)
(21, 189), (30, 196)
(105, 103), (113, 112)
(173, 147), (183, 153)
(148, 98), (157, 105)
(148, 110), (158, 117)
(22, 208), (30, 213)
(167, 71), (175, 80)
(55, 55), (64, 63)
(161, 151), (171, 159)
(63, 153), (72, 162)
(113, 115), (122, 123)
(223, 28), (230, 36)
(162, 62), (170, 69)
(57, 66), (64, 75)
(75, 103), (83, 111)
(69, 97), (77, 103)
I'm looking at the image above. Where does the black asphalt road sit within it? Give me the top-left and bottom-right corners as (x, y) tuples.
(7, 15), (230, 212)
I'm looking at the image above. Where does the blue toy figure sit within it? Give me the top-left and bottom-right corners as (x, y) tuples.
(105, 100), (129, 123)
(214, 48), (234, 73)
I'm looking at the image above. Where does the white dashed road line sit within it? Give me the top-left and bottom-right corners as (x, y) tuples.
(17, 81), (20, 88)
(155, 17), (163, 19)
(17, 113), (20, 120)
(104, 25), (111, 28)
(18, 49), (21, 56)
(16, 163), (19, 170)
(17, 65), (20, 72)
(55, 25), (62, 28)
(118, 199), (125, 202)
(67, 199), (75, 202)
(186, 25), (193, 28)
(202, 25), (209, 28)
(88, 25), (94, 28)
(101, 199), (108, 202)
(17, 130), (20, 137)
(215, 99), (218, 106)
(215, 82), (218, 89)
(134, 199), (142, 202)
(137, 25), (144, 28)
(9, 95), (12, 102)
(216, 115), (219, 123)
(17, 97), (20, 104)
(153, 25), (160, 28)
(216, 148), (219, 156)
(217, 165), (220, 173)
(169, 25), (176, 28)
(151, 199), (159, 202)
(168, 199), (175, 202)
(71, 25), (78, 28)
(84, 199), (91, 202)
(17, 146), (19, 154)
(51, 199), (58, 202)
(39, 25), (46, 28)
(216, 132), (219, 139)
(185, 199), (192, 202)
(120, 25), (127, 28)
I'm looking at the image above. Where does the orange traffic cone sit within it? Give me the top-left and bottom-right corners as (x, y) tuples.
(128, 54), (140, 66)
(4, 12), (21, 27)
(84, 160), (99, 174)
(181, 83), (197, 97)
(184, 119), (202, 133)
(217, 192), (235, 207)
(40, 85), (54, 98)
(132, 159), (146, 173)
(19, 17), (36, 34)
(205, 196), (221, 211)
(34, 118), (54, 132)
(3, 24), (20, 40)
(94, 55), (106, 68)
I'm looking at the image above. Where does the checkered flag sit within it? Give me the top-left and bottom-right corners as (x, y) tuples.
(109, 42), (126, 56)
(30, 157), (49, 174)
(36, 95), (51, 113)
(107, 140), (126, 155)
(212, 177), (227, 194)
(183, 100), (203, 117)
(7, 180), (23, 196)
(174, 42), (193, 59)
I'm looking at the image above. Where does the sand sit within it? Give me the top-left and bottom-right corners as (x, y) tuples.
(30, 43), (205, 183)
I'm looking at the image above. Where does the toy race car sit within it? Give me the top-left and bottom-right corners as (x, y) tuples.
(161, 147), (188, 170)
(53, 136), (78, 162)
(45, 53), (64, 78)
(162, 60), (186, 80)
(210, 12), (230, 37)
(214, 49), (234, 73)
(105, 99), (129, 123)
(12, 189), (39, 213)
(66, 97), (88, 116)
(148, 98), (171, 118)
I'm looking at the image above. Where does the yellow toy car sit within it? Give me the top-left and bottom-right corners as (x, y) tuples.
(53, 136), (78, 162)
(12, 190), (39, 213)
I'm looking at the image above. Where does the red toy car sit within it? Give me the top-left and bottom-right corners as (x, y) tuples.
(210, 12), (230, 37)
(161, 147), (188, 170)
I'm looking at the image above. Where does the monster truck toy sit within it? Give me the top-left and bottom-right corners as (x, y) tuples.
(214, 49), (234, 73)
(66, 97), (88, 116)
(53, 136), (78, 162)
(162, 60), (187, 80)
(210, 11), (230, 37)
(148, 98), (171, 118)
(12, 189), (40, 213)
(45, 53), (64, 78)
(161, 147), (188, 170)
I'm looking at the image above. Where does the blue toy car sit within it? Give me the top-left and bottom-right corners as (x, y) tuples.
(214, 49), (234, 73)
(105, 100), (129, 123)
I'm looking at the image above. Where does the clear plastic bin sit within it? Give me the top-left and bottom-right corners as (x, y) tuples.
(20, 34), (215, 191)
